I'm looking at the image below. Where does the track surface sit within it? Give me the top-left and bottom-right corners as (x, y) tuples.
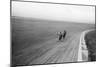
(12, 16), (95, 66)
(14, 32), (82, 65)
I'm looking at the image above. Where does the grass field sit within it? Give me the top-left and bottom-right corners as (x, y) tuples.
(85, 30), (96, 61)
(12, 16), (94, 54)
(11, 16), (95, 66)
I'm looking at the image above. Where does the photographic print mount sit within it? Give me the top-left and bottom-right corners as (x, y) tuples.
(11, 0), (96, 67)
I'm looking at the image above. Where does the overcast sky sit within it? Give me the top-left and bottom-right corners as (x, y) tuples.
(12, 1), (95, 24)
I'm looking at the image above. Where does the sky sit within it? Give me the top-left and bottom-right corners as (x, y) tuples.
(12, 1), (95, 24)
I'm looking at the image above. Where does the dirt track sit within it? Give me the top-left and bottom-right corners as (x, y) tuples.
(13, 31), (82, 65)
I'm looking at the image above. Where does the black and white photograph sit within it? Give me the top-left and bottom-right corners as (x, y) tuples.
(11, 0), (96, 67)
